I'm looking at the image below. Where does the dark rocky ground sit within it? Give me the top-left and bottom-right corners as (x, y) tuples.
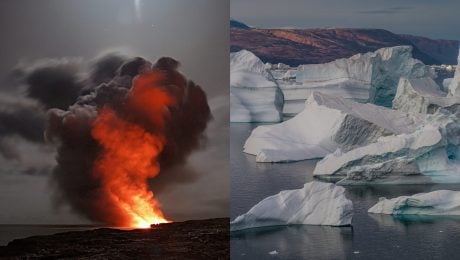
(0, 218), (229, 259)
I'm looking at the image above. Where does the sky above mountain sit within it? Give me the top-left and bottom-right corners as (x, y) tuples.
(231, 0), (460, 41)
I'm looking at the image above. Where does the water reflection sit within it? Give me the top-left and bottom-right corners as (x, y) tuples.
(369, 212), (460, 227)
(231, 225), (353, 259)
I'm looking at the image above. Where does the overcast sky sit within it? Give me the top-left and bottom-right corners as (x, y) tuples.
(0, 0), (228, 224)
(231, 0), (460, 41)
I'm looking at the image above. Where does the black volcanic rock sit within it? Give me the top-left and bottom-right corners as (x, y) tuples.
(0, 218), (229, 259)
(230, 24), (459, 66)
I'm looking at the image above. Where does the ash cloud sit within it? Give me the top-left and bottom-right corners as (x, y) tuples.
(45, 55), (211, 224)
(1, 51), (213, 223)
(0, 95), (46, 143)
(88, 52), (127, 87)
(13, 58), (84, 110)
(0, 94), (51, 174)
(0, 53), (131, 172)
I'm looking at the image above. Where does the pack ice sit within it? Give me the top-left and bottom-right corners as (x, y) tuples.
(230, 50), (284, 122)
(279, 46), (431, 115)
(368, 190), (460, 215)
(230, 181), (353, 231)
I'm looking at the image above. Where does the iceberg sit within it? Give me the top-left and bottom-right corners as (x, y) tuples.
(313, 125), (444, 184)
(278, 46), (431, 115)
(245, 90), (460, 184)
(443, 78), (453, 92)
(269, 68), (296, 81)
(448, 49), (460, 96)
(244, 92), (426, 162)
(230, 181), (353, 231)
(313, 112), (460, 184)
(282, 69), (297, 80)
(230, 50), (284, 122)
(368, 190), (460, 215)
(392, 77), (460, 114)
(280, 78), (370, 116)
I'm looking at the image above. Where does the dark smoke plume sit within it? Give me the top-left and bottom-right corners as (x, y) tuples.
(44, 56), (211, 224)
(15, 58), (84, 110)
(0, 96), (46, 143)
(0, 54), (131, 164)
(89, 52), (127, 86)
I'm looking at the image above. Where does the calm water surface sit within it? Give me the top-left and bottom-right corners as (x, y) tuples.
(231, 123), (460, 260)
(0, 225), (100, 246)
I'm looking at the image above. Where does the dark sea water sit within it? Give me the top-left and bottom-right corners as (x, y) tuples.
(0, 225), (100, 246)
(231, 123), (460, 260)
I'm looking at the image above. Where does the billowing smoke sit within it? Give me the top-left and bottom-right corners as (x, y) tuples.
(6, 53), (211, 226)
(88, 52), (127, 87)
(0, 95), (46, 143)
(0, 94), (53, 176)
(15, 58), (84, 110)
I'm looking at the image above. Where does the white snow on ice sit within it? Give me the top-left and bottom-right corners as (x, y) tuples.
(230, 50), (284, 122)
(230, 181), (353, 231)
(369, 190), (460, 215)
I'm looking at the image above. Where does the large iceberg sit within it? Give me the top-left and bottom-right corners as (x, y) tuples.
(278, 46), (431, 115)
(312, 110), (460, 184)
(448, 49), (460, 96)
(310, 58), (460, 184)
(244, 89), (460, 184)
(392, 77), (460, 114)
(244, 92), (426, 162)
(230, 50), (284, 122)
(313, 124), (460, 184)
(368, 190), (460, 215)
(230, 181), (353, 231)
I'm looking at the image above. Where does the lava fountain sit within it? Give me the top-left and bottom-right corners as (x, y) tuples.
(91, 71), (175, 228)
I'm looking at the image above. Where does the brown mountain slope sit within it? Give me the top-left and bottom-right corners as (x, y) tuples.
(230, 26), (459, 66)
(399, 34), (459, 65)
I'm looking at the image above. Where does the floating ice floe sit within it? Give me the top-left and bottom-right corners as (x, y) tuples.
(230, 181), (353, 231)
(368, 190), (460, 215)
(230, 50), (284, 122)
(268, 250), (278, 255)
(278, 46), (432, 115)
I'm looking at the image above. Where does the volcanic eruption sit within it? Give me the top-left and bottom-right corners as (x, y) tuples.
(44, 55), (211, 228)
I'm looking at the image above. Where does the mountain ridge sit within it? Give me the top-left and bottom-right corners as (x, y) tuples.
(230, 20), (459, 66)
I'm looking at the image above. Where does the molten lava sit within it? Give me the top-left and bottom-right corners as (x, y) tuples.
(91, 71), (176, 228)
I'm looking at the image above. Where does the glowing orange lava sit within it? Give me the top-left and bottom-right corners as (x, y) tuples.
(91, 71), (176, 228)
